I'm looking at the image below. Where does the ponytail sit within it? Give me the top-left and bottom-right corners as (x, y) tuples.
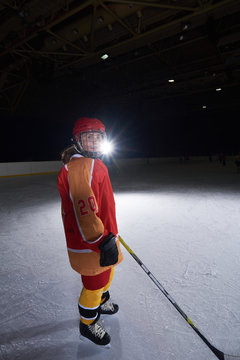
(61, 145), (79, 164)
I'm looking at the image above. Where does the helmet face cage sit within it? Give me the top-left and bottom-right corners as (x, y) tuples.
(74, 131), (106, 159)
(72, 117), (106, 159)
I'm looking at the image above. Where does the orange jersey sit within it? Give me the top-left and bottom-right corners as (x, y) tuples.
(57, 154), (123, 275)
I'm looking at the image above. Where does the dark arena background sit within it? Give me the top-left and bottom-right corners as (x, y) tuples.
(0, 0), (239, 162)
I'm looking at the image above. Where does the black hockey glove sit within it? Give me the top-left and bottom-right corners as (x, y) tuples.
(98, 233), (119, 267)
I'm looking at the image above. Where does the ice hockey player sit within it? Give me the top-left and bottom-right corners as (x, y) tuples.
(57, 117), (123, 346)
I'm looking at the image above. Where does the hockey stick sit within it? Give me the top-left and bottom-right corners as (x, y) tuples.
(118, 235), (239, 360)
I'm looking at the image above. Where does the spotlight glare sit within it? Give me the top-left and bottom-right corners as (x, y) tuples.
(168, 79), (175, 83)
(101, 140), (113, 155)
(216, 87), (222, 91)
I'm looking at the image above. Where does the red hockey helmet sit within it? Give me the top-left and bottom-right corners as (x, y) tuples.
(72, 117), (106, 159)
(73, 117), (105, 139)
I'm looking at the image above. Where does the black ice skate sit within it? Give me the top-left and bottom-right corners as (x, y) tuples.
(79, 318), (111, 346)
(100, 300), (119, 315)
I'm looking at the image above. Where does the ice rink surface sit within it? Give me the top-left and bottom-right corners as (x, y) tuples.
(0, 159), (240, 360)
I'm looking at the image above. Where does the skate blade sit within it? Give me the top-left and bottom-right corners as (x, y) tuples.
(79, 334), (111, 349)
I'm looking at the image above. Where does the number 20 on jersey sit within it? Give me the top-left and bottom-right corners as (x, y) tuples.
(78, 196), (98, 216)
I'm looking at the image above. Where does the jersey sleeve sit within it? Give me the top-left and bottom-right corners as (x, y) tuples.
(67, 158), (107, 252)
(57, 165), (77, 242)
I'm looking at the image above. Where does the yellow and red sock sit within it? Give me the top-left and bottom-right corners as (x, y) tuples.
(79, 268), (115, 324)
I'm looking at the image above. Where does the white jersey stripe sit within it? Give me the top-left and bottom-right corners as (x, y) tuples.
(67, 248), (93, 253)
(89, 159), (94, 186)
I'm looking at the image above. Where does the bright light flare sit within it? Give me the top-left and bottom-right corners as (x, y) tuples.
(101, 140), (114, 155)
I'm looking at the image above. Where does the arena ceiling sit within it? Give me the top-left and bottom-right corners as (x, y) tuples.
(0, 0), (239, 113)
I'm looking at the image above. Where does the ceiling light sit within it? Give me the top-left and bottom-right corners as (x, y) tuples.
(216, 87), (222, 91)
(72, 28), (79, 35)
(97, 16), (104, 24)
(101, 54), (109, 60)
(182, 22), (191, 31)
(168, 79), (175, 83)
(19, 10), (28, 18)
(202, 105), (207, 109)
(179, 34), (184, 41)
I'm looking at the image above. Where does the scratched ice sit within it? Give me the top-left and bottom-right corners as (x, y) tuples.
(0, 159), (240, 360)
